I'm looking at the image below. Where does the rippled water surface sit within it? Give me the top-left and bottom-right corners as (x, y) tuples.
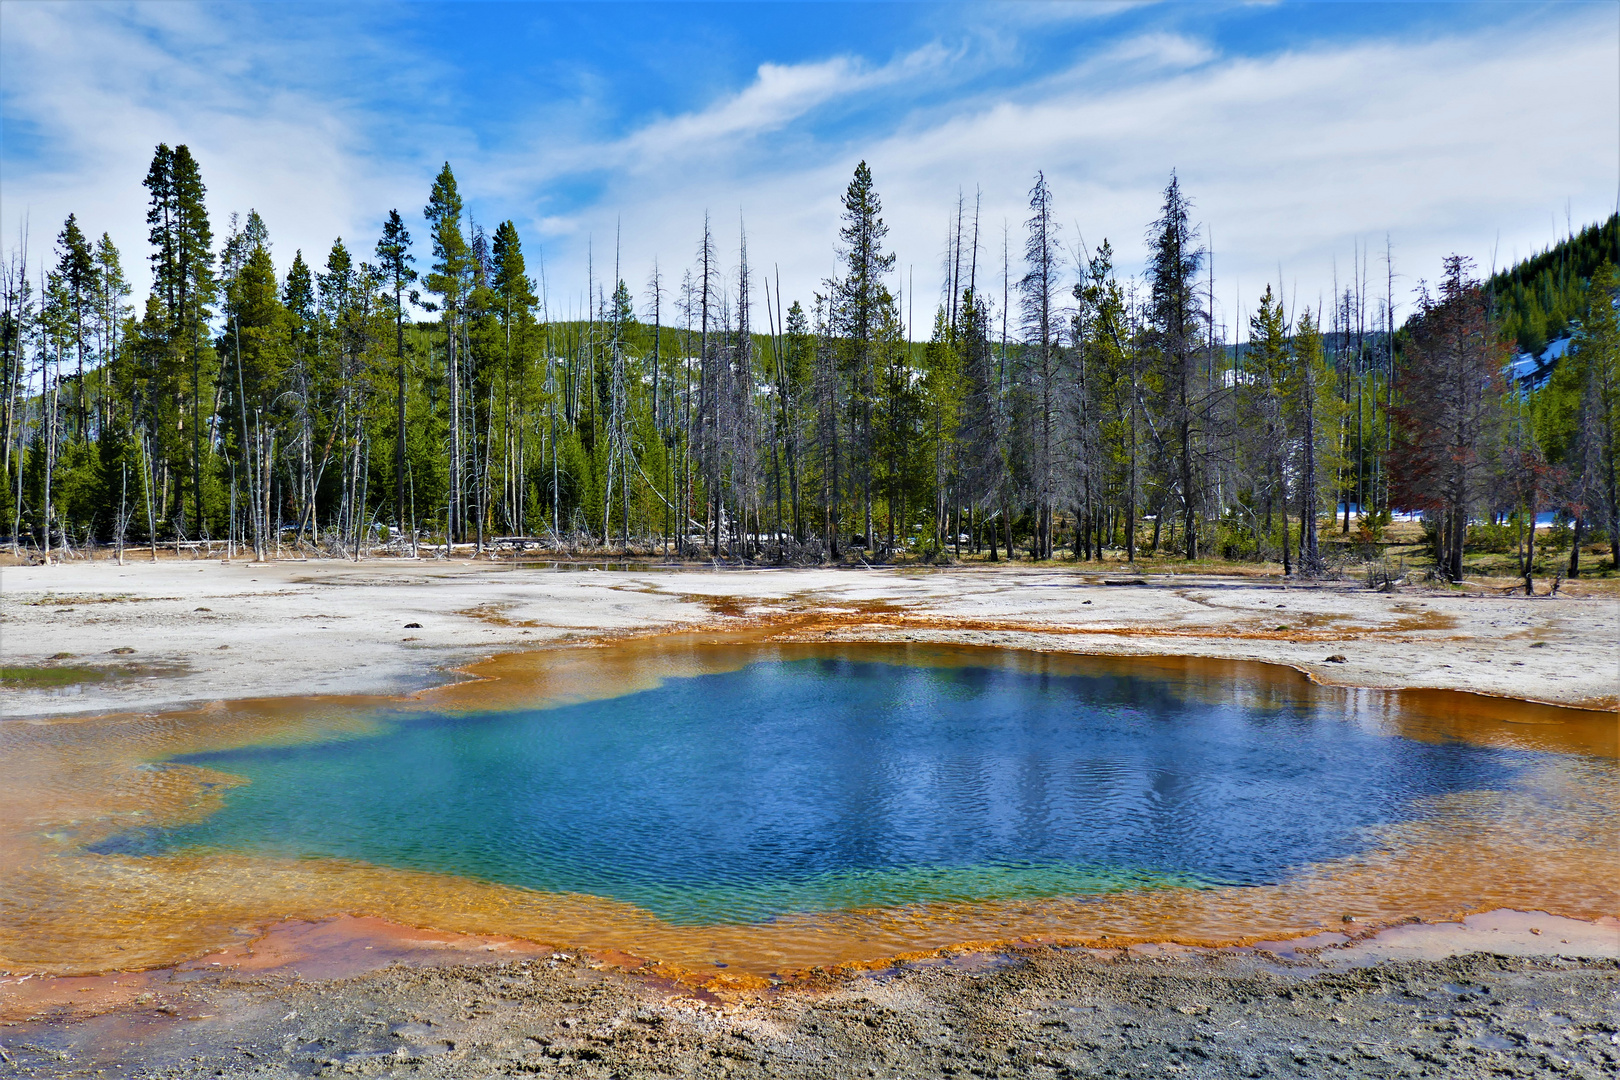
(109, 655), (1539, 924)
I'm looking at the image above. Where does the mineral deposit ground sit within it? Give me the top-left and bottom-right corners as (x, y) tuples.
(1, 558), (1617, 1078)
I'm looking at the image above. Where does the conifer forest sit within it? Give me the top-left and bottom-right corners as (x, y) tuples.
(4, 147), (1618, 579)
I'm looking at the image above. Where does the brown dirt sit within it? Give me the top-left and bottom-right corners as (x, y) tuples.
(3, 929), (1616, 1078)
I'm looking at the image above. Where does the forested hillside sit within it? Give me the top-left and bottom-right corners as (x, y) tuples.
(3, 149), (1617, 578)
(1490, 213), (1619, 356)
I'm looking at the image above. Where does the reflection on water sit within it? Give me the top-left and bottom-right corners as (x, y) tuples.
(2, 641), (1616, 982)
(117, 658), (1528, 924)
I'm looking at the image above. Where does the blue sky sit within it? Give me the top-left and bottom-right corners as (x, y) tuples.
(2, 1), (1616, 337)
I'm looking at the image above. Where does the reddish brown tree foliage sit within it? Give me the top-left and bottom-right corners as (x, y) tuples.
(1389, 256), (1509, 581)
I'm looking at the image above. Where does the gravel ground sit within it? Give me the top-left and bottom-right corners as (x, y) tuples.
(5, 946), (1618, 1079)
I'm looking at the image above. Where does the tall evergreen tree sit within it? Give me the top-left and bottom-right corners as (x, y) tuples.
(833, 161), (897, 547)
(1074, 239), (1136, 562)
(375, 209), (416, 534)
(143, 143), (215, 533)
(281, 250), (318, 542)
(1019, 171), (1063, 558)
(223, 229), (289, 559)
(1247, 284), (1294, 573)
(52, 215), (95, 440)
(490, 220), (537, 535)
(1145, 172), (1205, 558)
(423, 164), (472, 541)
(92, 233), (131, 407)
(956, 285), (1008, 558)
(922, 305), (964, 551)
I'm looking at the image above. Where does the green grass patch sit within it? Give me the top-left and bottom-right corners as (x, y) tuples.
(0, 665), (115, 689)
(0, 661), (190, 691)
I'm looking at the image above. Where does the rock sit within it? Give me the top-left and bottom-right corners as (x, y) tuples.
(405, 622), (422, 629)
(1324, 654), (1348, 663)
(109, 647), (136, 655)
(1528, 641), (1549, 648)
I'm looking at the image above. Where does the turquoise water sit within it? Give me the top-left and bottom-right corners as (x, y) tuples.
(102, 654), (1531, 924)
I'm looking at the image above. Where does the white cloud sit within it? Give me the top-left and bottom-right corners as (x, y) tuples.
(621, 57), (868, 161)
(984, 1), (1161, 29)
(545, 8), (1617, 334)
(1095, 31), (1217, 70)
(0, 3), (443, 290)
(2, 1), (1614, 343)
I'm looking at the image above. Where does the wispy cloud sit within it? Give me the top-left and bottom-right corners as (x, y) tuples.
(1, 1), (1613, 335)
(546, 6), (1615, 326)
(1096, 31), (1217, 70)
(0, 3), (439, 276)
(619, 46), (950, 165)
(986, 0), (1160, 28)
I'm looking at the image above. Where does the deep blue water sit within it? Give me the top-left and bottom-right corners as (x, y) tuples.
(103, 656), (1531, 923)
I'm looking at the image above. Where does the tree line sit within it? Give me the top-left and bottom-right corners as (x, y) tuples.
(3, 146), (1617, 578)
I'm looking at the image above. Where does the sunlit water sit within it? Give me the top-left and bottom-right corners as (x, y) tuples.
(96, 656), (1539, 925)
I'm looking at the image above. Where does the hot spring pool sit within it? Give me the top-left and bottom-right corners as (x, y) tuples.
(97, 652), (1569, 920)
(8, 642), (1616, 977)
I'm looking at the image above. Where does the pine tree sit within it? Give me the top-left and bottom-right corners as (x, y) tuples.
(91, 234), (132, 438)
(1074, 239), (1135, 562)
(424, 164), (472, 541)
(922, 305), (964, 553)
(282, 250), (318, 542)
(1019, 171), (1063, 558)
(956, 285), (1007, 558)
(52, 215), (95, 441)
(1541, 261), (1620, 570)
(1145, 172), (1206, 558)
(1491, 214), (1619, 354)
(143, 143), (215, 534)
(1295, 309), (1326, 572)
(1248, 285), (1293, 573)
(1586, 264), (1620, 570)
(375, 209), (416, 536)
(222, 227), (289, 559)
(833, 161), (896, 548)
(319, 238), (364, 551)
(1390, 256), (1509, 581)
(783, 298), (813, 541)
(490, 220), (536, 536)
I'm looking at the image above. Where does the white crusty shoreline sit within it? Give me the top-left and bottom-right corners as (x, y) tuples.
(2, 558), (1616, 719)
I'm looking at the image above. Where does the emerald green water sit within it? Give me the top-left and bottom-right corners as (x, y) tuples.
(101, 655), (1534, 924)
